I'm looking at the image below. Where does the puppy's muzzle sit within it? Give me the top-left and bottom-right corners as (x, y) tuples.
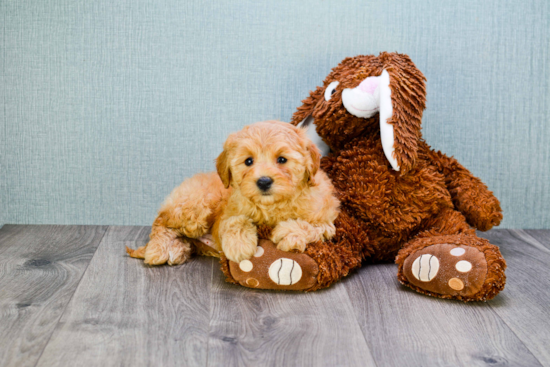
(256, 176), (274, 192)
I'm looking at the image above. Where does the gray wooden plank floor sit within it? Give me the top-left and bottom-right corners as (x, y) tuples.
(207, 264), (375, 367)
(36, 226), (213, 367)
(1, 225), (549, 367)
(476, 230), (550, 366)
(343, 264), (541, 367)
(0, 225), (107, 367)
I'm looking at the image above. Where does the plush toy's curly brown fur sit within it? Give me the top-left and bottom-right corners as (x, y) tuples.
(284, 52), (505, 300)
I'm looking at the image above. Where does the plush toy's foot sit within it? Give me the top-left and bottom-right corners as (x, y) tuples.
(224, 239), (320, 291)
(396, 234), (506, 302)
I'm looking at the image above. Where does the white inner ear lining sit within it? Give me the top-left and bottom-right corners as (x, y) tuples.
(378, 70), (399, 171)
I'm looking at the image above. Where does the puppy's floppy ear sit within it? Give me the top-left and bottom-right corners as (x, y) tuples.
(305, 140), (321, 186)
(216, 137), (234, 189)
(216, 149), (231, 188)
(285, 123), (322, 186)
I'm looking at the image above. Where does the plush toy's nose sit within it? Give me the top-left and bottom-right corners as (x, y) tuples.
(358, 77), (380, 94)
(256, 176), (273, 191)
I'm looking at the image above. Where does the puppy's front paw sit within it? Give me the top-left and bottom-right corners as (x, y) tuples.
(277, 234), (308, 253)
(219, 215), (258, 263)
(223, 235), (258, 263)
(271, 219), (318, 253)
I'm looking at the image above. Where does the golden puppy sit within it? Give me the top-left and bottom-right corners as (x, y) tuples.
(127, 120), (339, 265)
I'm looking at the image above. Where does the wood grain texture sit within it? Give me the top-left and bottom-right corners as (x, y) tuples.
(0, 225), (107, 367)
(35, 226), (214, 367)
(206, 269), (376, 367)
(479, 229), (550, 366)
(343, 260), (542, 367)
(3, 226), (550, 366)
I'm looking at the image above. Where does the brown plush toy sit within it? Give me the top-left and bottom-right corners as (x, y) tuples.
(222, 52), (506, 301)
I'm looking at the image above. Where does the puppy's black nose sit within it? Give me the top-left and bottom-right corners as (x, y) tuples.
(256, 176), (274, 191)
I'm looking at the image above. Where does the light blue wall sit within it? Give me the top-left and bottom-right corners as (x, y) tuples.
(1, 0), (549, 228)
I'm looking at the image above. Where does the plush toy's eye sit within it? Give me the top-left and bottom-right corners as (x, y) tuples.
(277, 157), (287, 164)
(245, 158), (254, 166)
(324, 81), (340, 101)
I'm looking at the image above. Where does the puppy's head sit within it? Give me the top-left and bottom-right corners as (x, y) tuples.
(216, 121), (321, 205)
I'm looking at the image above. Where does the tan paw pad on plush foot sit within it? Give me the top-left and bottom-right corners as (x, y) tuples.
(403, 244), (488, 297)
(228, 239), (319, 291)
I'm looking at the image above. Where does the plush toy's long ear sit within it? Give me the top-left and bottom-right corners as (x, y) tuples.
(342, 53), (426, 172)
(291, 86), (332, 156)
(290, 86), (324, 126)
(216, 148), (232, 188)
(379, 52), (427, 173)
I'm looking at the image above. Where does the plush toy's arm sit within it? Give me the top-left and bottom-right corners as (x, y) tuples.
(424, 144), (502, 231)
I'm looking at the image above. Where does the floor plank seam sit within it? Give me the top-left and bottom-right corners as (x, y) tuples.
(486, 229), (547, 367)
(487, 304), (545, 367)
(342, 279), (380, 367)
(205, 257), (215, 367)
(31, 225), (110, 367)
(510, 229), (550, 255)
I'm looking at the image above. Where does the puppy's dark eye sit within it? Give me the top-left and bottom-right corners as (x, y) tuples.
(245, 158), (254, 166)
(277, 157), (287, 164)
